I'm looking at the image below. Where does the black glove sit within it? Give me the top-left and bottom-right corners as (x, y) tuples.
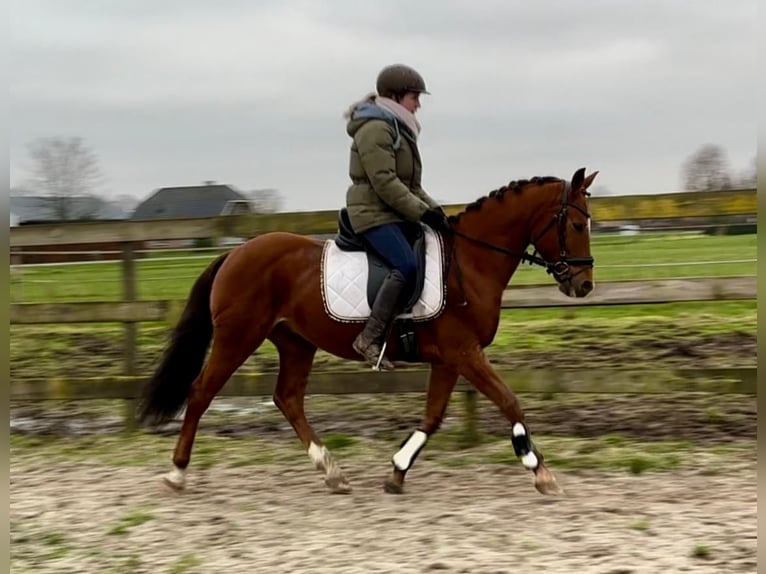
(420, 208), (451, 233)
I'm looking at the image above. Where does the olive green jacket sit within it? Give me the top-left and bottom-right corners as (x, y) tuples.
(345, 103), (440, 233)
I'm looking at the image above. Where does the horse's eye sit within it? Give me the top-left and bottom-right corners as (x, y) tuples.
(573, 223), (585, 232)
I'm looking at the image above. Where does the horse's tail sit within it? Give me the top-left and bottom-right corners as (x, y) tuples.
(137, 253), (229, 426)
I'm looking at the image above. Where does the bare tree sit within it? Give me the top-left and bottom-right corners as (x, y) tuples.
(737, 156), (756, 188)
(682, 144), (732, 191)
(112, 193), (141, 215)
(247, 188), (284, 213)
(27, 136), (104, 220)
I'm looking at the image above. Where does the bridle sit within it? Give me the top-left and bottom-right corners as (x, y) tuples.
(446, 180), (594, 298)
(525, 180), (594, 283)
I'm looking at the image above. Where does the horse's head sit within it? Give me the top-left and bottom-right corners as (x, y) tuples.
(528, 168), (598, 298)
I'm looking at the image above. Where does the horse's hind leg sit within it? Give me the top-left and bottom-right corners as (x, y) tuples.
(384, 364), (459, 494)
(164, 323), (268, 490)
(270, 324), (351, 494)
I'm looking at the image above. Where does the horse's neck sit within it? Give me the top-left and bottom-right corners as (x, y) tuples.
(453, 196), (540, 299)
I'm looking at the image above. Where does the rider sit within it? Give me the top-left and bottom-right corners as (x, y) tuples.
(344, 63), (451, 370)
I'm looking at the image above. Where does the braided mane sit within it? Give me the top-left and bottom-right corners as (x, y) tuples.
(448, 176), (562, 222)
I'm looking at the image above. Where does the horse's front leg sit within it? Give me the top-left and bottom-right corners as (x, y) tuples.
(384, 363), (459, 494)
(458, 346), (562, 495)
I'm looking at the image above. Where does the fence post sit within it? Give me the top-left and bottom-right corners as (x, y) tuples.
(461, 388), (480, 448)
(122, 242), (138, 431)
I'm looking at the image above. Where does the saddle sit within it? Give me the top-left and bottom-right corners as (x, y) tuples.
(334, 208), (427, 312)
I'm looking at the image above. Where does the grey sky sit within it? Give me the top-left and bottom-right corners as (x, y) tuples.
(10, 0), (756, 211)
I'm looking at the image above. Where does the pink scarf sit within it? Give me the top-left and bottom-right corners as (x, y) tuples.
(375, 97), (421, 139)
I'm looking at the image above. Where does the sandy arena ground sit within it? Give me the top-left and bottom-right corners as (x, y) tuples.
(10, 392), (757, 574)
(10, 454), (757, 574)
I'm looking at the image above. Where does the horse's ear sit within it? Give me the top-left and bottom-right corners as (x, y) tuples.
(582, 170), (599, 191)
(571, 167), (586, 192)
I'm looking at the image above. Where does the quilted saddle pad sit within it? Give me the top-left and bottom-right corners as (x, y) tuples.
(321, 227), (446, 323)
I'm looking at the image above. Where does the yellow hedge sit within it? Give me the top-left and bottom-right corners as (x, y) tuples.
(221, 188), (756, 236)
(589, 189), (756, 221)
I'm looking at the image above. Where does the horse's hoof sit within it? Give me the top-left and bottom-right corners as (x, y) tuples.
(534, 477), (563, 496)
(163, 467), (186, 491)
(383, 480), (404, 494)
(163, 476), (185, 492)
(325, 474), (352, 494)
(534, 465), (563, 496)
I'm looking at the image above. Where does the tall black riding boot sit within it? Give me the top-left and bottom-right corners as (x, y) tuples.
(352, 270), (408, 370)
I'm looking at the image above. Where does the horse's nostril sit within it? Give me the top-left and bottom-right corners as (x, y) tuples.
(581, 280), (594, 294)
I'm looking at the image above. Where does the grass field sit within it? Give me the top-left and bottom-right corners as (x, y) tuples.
(9, 299), (756, 381)
(10, 232), (757, 303)
(9, 231), (757, 380)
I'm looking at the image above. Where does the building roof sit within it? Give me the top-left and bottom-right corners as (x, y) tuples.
(9, 195), (127, 224)
(131, 184), (252, 221)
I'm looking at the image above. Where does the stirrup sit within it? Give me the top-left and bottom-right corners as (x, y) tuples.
(373, 341), (394, 371)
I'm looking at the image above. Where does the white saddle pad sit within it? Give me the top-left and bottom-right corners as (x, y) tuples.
(321, 227), (446, 323)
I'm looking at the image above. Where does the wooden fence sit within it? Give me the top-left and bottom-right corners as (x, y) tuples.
(9, 368), (757, 440)
(10, 274), (757, 433)
(8, 276), (757, 324)
(9, 211), (757, 436)
(12, 367), (756, 401)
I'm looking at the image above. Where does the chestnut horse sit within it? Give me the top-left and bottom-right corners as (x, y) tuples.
(138, 168), (598, 496)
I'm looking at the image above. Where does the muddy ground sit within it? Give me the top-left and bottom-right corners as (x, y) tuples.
(10, 391), (757, 445)
(10, 391), (757, 574)
(10, 309), (758, 573)
(9, 323), (757, 381)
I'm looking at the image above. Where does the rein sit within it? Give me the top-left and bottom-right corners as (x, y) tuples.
(443, 180), (594, 304)
(451, 229), (548, 267)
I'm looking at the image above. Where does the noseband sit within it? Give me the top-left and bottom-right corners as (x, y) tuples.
(450, 180), (594, 284)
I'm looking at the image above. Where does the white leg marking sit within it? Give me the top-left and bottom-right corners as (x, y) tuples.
(308, 441), (349, 490)
(164, 466), (186, 488)
(308, 441), (327, 471)
(393, 430), (428, 471)
(308, 441), (343, 475)
(512, 422), (526, 437)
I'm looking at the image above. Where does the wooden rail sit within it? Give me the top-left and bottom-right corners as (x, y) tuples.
(11, 368), (756, 400)
(9, 277), (757, 324)
(10, 368), (756, 439)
